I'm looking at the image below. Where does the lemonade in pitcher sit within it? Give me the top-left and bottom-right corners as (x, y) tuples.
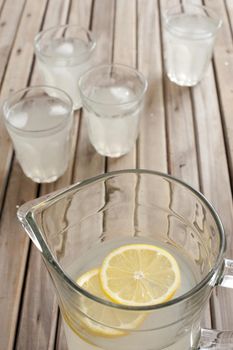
(62, 238), (201, 350)
(17, 170), (225, 350)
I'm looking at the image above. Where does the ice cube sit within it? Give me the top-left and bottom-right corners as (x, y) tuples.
(50, 103), (68, 116)
(9, 112), (28, 129)
(55, 40), (74, 57)
(110, 86), (134, 103)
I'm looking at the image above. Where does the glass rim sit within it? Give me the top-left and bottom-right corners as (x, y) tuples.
(163, 3), (222, 39)
(3, 85), (73, 135)
(34, 25), (96, 60)
(19, 169), (226, 312)
(78, 63), (148, 106)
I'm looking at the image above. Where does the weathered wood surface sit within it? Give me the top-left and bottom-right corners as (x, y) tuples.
(0, 0), (232, 348)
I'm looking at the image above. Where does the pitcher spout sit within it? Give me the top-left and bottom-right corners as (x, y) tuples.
(17, 202), (43, 252)
(17, 186), (72, 253)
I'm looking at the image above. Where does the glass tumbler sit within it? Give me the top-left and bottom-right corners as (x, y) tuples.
(79, 64), (147, 157)
(17, 170), (233, 350)
(163, 4), (222, 86)
(34, 25), (96, 109)
(3, 86), (73, 183)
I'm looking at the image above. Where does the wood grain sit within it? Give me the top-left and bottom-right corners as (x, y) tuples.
(160, 0), (199, 188)
(0, 0), (44, 208)
(159, 0), (212, 329)
(57, 0), (115, 347)
(205, 0), (233, 181)
(72, 0), (115, 182)
(0, 0), (26, 85)
(14, 0), (74, 349)
(0, 164), (37, 350)
(0, 0), (48, 348)
(192, 60), (233, 331)
(137, 0), (167, 172)
(106, 0), (137, 171)
(0, 0), (233, 348)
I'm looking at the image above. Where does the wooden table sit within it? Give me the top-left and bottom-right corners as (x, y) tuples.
(0, 0), (233, 349)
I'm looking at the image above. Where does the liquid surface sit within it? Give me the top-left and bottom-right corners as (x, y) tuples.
(6, 96), (72, 182)
(167, 14), (218, 39)
(84, 86), (140, 157)
(67, 238), (198, 298)
(44, 38), (90, 58)
(7, 96), (70, 132)
(63, 237), (201, 350)
(165, 14), (218, 86)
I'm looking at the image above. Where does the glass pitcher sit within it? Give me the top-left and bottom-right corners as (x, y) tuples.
(17, 169), (233, 350)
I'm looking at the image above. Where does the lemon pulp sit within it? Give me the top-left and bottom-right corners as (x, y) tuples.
(77, 268), (144, 336)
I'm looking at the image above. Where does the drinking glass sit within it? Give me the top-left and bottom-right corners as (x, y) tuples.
(79, 64), (147, 157)
(34, 25), (96, 109)
(3, 86), (73, 183)
(18, 169), (233, 350)
(163, 4), (222, 86)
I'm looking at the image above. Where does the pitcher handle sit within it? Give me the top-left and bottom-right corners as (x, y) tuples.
(199, 258), (233, 349)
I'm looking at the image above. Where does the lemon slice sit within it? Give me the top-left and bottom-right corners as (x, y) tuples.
(77, 268), (144, 336)
(100, 244), (180, 306)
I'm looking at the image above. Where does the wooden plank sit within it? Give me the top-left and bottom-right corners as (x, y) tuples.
(0, 0), (26, 86)
(0, 1), (73, 349)
(0, 0), (47, 209)
(113, 0), (136, 66)
(0, 164), (37, 350)
(159, 0), (211, 331)
(15, 245), (59, 350)
(95, 0), (138, 240)
(160, 0), (233, 336)
(131, 1), (169, 263)
(0, 0), (27, 207)
(160, 0), (200, 276)
(138, 0), (167, 172)
(70, 0), (114, 268)
(165, 83), (199, 189)
(0, 0), (50, 348)
(181, 0), (233, 332)
(2, 2), (232, 350)
(131, 1), (169, 246)
(68, 0), (93, 25)
(55, 317), (67, 350)
(72, 0), (115, 182)
(33, 0), (70, 85)
(15, 1), (96, 349)
(160, 0), (199, 189)
(102, 0), (137, 236)
(107, 0), (137, 171)
(179, 0), (233, 333)
(192, 66), (233, 330)
(55, 0), (116, 347)
(208, 0), (233, 181)
(0, 0), (7, 15)
(13, 0), (74, 349)
(177, 0), (233, 187)
(15, 120), (80, 350)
